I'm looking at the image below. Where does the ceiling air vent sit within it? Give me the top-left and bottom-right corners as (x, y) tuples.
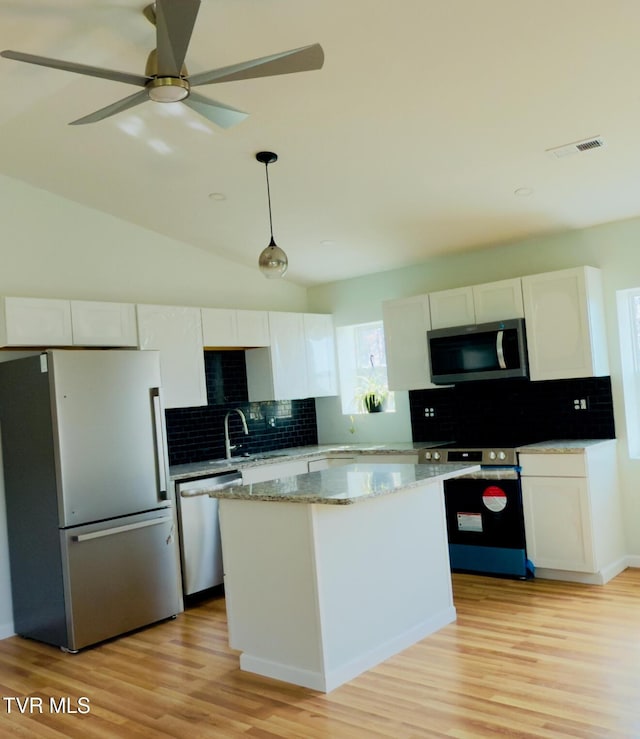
(546, 137), (606, 159)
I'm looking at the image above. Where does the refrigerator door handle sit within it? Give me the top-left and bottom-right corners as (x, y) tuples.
(151, 387), (168, 499)
(72, 516), (173, 542)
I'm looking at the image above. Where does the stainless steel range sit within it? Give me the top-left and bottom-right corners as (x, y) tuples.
(419, 442), (533, 579)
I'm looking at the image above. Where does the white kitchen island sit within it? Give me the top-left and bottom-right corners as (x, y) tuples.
(209, 462), (477, 692)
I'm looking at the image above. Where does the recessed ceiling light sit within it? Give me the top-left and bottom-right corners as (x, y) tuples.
(209, 192), (226, 201)
(514, 187), (534, 197)
(320, 239), (336, 246)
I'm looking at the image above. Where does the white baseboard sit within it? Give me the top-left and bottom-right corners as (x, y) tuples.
(240, 606), (457, 693)
(0, 622), (15, 641)
(624, 555), (640, 569)
(534, 556), (629, 585)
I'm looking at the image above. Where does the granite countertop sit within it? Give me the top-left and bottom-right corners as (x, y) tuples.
(202, 462), (480, 505)
(516, 439), (616, 454)
(169, 442), (445, 481)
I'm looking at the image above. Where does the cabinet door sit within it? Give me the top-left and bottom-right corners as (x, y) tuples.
(70, 301), (137, 346)
(0, 297), (72, 346)
(268, 312), (308, 400)
(382, 295), (434, 390)
(473, 278), (524, 323)
(304, 313), (337, 397)
(429, 287), (475, 329)
(136, 304), (207, 409)
(521, 476), (595, 572)
(201, 308), (237, 347)
(522, 266), (608, 381)
(236, 310), (270, 347)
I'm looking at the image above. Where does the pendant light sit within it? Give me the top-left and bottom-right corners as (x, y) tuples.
(256, 151), (288, 279)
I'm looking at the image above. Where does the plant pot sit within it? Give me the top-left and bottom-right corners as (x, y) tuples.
(363, 393), (385, 413)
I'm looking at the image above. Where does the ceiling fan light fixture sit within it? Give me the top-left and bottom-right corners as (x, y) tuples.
(256, 151), (288, 279)
(147, 77), (190, 103)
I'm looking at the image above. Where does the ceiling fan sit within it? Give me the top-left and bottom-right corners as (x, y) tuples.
(0, 0), (324, 128)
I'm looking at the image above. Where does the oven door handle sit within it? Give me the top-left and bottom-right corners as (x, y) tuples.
(496, 330), (507, 369)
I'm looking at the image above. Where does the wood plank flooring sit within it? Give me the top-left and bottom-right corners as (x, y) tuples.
(1, 569), (640, 738)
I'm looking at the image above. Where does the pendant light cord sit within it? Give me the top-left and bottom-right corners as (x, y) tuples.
(264, 163), (276, 246)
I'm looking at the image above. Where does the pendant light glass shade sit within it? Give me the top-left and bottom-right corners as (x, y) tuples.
(259, 238), (288, 278)
(256, 151), (288, 279)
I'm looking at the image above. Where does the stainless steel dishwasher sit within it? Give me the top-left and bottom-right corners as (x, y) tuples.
(175, 470), (242, 597)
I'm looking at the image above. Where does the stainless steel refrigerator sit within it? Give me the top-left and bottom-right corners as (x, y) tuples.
(0, 349), (182, 652)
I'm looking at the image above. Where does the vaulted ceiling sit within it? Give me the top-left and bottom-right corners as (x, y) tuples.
(2, 1), (640, 285)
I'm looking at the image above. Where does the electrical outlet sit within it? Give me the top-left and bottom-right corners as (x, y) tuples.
(424, 407), (435, 418)
(573, 398), (588, 410)
(267, 417), (276, 428)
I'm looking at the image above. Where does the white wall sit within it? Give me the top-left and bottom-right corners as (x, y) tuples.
(0, 174), (309, 639)
(308, 216), (640, 559)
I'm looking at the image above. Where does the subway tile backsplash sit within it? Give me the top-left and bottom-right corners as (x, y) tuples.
(409, 376), (615, 445)
(165, 351), (318, 466)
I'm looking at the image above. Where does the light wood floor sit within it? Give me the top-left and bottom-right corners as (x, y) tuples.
(1, 569), (640, 738)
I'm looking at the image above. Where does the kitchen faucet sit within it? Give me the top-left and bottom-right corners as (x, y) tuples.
(224, 408), (249, 459)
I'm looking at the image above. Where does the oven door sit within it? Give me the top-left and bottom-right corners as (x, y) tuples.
(443, 471), (532, 579)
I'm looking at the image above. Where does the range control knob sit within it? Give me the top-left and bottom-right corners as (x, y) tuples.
(488, 450), (497, 460)
(424, 451), (432, 461)
(433, 451), (441, 461)
(498, 451), (507, 461)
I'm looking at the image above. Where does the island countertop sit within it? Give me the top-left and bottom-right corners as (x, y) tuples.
(203, 462), (479, 505)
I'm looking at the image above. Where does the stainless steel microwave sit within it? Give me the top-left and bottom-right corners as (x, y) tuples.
(427, 318), (529, 385)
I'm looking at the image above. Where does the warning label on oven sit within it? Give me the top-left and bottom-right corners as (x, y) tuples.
(457, 512), (483, 532)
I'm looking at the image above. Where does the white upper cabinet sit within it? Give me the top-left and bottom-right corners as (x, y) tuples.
(136, 304), (207, 409)
(0, 297), (137, 347)
(303, 313), (338, 397)
(522, 266), (608, 381)
(245, 312), (338, 401)
(382, 294), (436, 390)
(0, 297), (73, 346)
(201, 308), (270, 348)
(429, 287), (476, 329)
(70, 301), (137, 346)
(472, 278), (524, 323)
(430, 278), (524, 330)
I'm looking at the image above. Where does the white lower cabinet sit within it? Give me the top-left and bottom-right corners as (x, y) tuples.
(136, 304), (207, 409)
(520, 441), (625, 584)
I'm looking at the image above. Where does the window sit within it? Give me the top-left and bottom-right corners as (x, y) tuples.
(336, 321), (394, 414)
(617, 287), (640, 457)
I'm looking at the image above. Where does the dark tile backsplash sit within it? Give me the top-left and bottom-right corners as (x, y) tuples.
(409, 376), (615, 446)
(165, 351), (318, 466)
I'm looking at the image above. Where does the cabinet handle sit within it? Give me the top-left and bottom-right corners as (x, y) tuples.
(496, 330), (507, 369)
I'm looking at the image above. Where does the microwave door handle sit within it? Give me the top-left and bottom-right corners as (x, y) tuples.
(496, 330), (507, 369)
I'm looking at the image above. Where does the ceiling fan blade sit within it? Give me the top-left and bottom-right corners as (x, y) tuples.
(155, 0), (201, 77)
(69, 89), (149, 125)
(189, 43), (324, 87)
(1, 49), (148, 87)
(182, 91), (248, 129)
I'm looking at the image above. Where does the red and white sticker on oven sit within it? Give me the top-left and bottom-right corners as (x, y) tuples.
(482, 485), (508, 512)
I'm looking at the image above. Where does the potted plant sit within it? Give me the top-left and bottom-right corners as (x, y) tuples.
(355, 374), (388, 413)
